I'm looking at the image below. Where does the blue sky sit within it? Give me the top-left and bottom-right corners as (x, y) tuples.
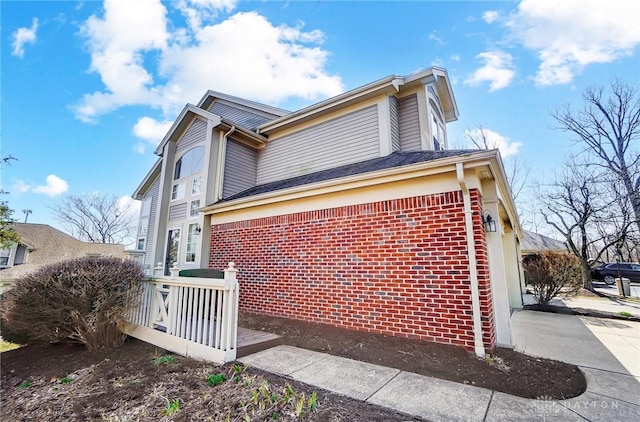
(2, 0), (639, 243)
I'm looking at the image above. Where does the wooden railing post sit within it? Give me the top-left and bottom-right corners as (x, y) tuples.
(221, 262), (239, 359)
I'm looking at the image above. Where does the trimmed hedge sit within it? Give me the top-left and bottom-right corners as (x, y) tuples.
(0, 257), (144, 350)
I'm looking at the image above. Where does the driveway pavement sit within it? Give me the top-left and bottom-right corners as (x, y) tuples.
(239, 311), (640, 421)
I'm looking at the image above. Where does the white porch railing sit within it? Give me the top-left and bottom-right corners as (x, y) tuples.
(123, 262), (239, 363)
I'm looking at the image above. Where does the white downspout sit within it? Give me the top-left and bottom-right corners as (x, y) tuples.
(456, 162), (486, 358)
(216, 126), (235, 201)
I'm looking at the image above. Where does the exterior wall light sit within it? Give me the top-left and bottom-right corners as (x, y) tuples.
(482, 211), (497, 233)
(194, 223), (202, 235)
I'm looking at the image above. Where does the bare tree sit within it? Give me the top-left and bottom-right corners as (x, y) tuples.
(551, 80), (640, 233)
(539, 158), (631, 289)
(462, 125), (532, 221)
(49, 193), (136, 244)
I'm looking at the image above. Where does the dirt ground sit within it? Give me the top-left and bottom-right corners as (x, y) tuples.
(238, 311), (586, 400)
(1, 310), (586, 421)
(1, 338), (422, 421)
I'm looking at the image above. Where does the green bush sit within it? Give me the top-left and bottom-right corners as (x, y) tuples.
(0, 257), (144, 350)
(522, 251), (582, 307)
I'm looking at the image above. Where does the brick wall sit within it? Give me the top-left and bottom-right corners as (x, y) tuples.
(210, 189), (494, 351)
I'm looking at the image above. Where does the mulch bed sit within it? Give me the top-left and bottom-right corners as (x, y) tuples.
(239, 310), (586, 400)
(1, 339), (422, 421)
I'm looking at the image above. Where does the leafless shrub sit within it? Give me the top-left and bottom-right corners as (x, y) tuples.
(523, 251), (582, 307)
(0, 257), (143, 350)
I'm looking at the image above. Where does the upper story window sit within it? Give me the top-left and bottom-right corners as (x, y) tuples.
(0, 249), (11, 267)
(174, 147), (204, 180)
(428, 98), (446, 150)
(138, 197), (152, 236)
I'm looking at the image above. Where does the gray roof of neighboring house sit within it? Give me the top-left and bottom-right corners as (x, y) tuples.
(0, 223), (125, 280)
(217, 150), (477, 204)
(521, 230), (567, 253)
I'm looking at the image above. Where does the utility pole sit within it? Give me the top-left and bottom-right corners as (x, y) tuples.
(22, 209), (32, 223)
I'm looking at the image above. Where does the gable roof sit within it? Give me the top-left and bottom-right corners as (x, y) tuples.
(197, 90), (291, 118)
(258, 67), (458, 134)
(0, 223), (124, 280)
(521, 230), (567, 254)
(217, 150), (476, 204)
(153, 104), (269, 156)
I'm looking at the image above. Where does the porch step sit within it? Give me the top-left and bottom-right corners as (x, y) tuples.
(237, 327), (283, 358)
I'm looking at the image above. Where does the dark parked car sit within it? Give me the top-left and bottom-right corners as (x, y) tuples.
(591, 262), (640, 285)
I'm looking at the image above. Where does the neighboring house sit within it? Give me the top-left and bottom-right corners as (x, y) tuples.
(133, 67), (524, 356)
(0, 223), (125, 281)
(520, 230), (567, 256)
(520, 230), (568, 288)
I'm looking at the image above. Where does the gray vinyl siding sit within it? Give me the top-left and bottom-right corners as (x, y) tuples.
(257, 105), (380, 185)
(168, 203), (187, 221)
(209, 102), (274, 130)
(223, 139), (257, 198)
(144, 176), (160, 270)
(389, 96), (400, 152)
(398, 94), (422, 151)
(176, 118), (207, 153)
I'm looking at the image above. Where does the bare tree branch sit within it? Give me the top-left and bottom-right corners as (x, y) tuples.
(48, 193), (135, 245)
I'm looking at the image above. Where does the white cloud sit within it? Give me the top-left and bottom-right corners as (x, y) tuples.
(133, 117), (173, 142)
(482, 11), (499, 24)
(450, 54), (461, 62)
(29, 175), (69, 197)
(506, 0), (640, 86)
(74, 0), (343, 126)
(132, 116), (173, 153)
(12, 18), (39, 58)
(464, 128), (522, 158)
(464, 50), (515, 91)
(10, 179), (31, 194)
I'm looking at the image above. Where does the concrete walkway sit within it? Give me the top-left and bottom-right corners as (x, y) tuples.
(239, 311), (640, 421)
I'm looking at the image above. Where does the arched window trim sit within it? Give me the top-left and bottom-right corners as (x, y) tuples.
(173, 146), (205, 181)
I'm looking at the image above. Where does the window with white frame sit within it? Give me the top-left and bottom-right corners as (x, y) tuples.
(0, 249), (10, 266)
(138, 197), (151, 236)
(171, 183), (185, 200)
(192, 176), (202, 195)
(174, 147), (204, 180)
(189, 200), (200, 218)
(137, 238), (145, 251)
(185, 223), (198, 263)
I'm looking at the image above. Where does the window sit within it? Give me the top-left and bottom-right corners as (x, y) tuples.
(171, 183), (185, 200)
(140, 197), (152, 217)
(192, 176), (202, 195)
(430, 112), (446, 150)
(138, 197), (151, 236)
(0, 249), (10, 266)
(190, 200), (200, 218)
(137, 238), (145, 251)
(186, 224), (198, 263)
(165, 228), (181, 275)
(174, 147), (204, 180)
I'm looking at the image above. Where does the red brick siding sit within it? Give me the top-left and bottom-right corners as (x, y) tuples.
(210, 189), (495, 351)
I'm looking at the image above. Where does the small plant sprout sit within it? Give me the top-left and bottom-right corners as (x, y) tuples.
(164, 398), (180, 417)
(18, 381), (32, 389)
(206, 373), (226, 387)
(153, 355), (175, 365)
(59, 377), (73, 384)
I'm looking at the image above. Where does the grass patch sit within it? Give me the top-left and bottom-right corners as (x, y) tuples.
(206, 373), (227, 387)
(152, 355), (175, 365)
(618, 311), (634, 317)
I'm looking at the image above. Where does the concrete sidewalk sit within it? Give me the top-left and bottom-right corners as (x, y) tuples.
(239, 311), (640, 421)
(523, 293), (640, 318)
